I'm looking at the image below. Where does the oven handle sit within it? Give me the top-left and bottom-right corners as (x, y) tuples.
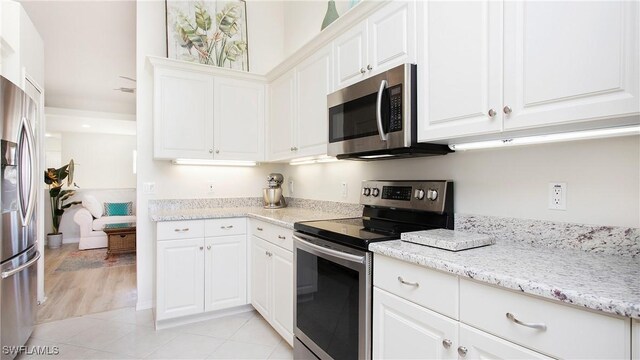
(375, 79), (388, 141)
(293, 235), (365, 264)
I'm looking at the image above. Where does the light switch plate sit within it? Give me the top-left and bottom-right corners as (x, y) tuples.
(143, 182), (155, 195)
(341, 182), (348, 198)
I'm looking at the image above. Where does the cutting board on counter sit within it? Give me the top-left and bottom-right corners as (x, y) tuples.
(401, 229), (495, 251)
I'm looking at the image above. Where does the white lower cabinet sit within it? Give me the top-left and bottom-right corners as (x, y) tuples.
(249, 219), (294, 345)
(156, 219), (247, 322)
(372, 254), (632, 360)
(373, 287), (458, 360)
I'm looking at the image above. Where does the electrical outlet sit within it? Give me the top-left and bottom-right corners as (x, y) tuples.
(207, 182), (215, 194)
(341, 182), (348, 198)
(288, 179), (294, 196)
(548, 182), (567, 210)
(142, 182), (155, 195)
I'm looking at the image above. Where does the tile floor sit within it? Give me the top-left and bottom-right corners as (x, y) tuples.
(18, 307), (292, 360)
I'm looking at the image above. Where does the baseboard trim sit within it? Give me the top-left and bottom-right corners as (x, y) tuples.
(136, 299), (153, 311)
(154, 304), (254, 330)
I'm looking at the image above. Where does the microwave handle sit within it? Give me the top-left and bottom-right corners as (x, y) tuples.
(376, 80), (388, 141)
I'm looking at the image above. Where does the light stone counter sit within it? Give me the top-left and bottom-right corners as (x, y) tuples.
(370, 240), (640, 319)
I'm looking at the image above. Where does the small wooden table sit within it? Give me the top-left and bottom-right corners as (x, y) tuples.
(103, 223), (136, 259)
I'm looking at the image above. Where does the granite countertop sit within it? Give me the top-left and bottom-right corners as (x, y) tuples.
(149, 206), (353, 229)
(370, 240), (640, 319)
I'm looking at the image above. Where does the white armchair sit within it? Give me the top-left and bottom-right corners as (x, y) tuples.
(73, 195), (136, 250)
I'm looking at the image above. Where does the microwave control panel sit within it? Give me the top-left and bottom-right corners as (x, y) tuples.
(389, 85), (403, 132)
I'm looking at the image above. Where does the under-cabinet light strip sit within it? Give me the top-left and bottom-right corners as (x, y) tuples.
(449, 126), (640, 151)
(289, 155), (339, 166)
(172, 159), (258, 167)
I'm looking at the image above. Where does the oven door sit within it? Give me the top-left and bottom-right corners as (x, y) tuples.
(293, 232), (372, 360)
(327, 64), (414, 157)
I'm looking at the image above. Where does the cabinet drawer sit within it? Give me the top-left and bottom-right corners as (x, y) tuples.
(251, 220), (293, 252)
(205, 217), (246, 237)
(157, 220), (204, 240)
(459, 278), (630, 359)
(373, 255), (458, 319)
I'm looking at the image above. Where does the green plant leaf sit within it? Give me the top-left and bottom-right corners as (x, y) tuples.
(216, 3), (241, 38)
(195, 3), (212, 31)
(224, 40), (247, 62)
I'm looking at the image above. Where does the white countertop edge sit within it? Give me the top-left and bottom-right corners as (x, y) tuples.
(369, 243), (640, 320)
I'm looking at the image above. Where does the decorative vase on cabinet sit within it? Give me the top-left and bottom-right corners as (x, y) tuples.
(321, 0), (340, 30)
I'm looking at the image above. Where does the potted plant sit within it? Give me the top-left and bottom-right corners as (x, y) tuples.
(44, 159), (80, 249)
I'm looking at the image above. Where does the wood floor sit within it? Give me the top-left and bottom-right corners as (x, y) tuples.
(37, 244), (137, 324)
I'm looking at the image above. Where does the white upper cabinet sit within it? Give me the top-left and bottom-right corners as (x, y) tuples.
(296, 45), (332, 157)
(417, 1), (503, 142)
(334, 1), (416, 90)
(214, 78), (265, 160)
(418, 0), (639, 143)
(151, 58), (266, 161)
(268, 69), (296, 161)
(154, 67), (215, 160)
(503, 1), (639, 130)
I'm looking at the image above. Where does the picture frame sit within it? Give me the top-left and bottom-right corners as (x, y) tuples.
(165, 0), (249, 72)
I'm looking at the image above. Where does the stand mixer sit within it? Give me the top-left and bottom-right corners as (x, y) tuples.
(263, 173), (287, 209)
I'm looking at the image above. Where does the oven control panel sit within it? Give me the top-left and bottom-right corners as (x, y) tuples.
(360, 180), (451, 213)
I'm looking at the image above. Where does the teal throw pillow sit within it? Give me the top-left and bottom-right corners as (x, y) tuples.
(104, 202), (133, 216)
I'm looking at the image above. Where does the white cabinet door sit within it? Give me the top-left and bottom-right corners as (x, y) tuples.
(270, 244), (294, 345)
(204, 235), (247, 312)
(295, 45), (332, 158)
(334, 21), (368, 90)
(214, 78), (265, 161)
(503, 1), (639, 130)
(373, 288), (458, 360)
(268, 70), (296, 161)
(154, 68), (214, 159)
(250, 236), (271, 319)
(417, 1), (503, 142)
(156, 238), (205, 320)
(458, 324), (552, 359)
(367, 1), (416, 75)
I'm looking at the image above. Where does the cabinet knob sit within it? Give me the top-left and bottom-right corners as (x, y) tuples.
(367, 64), (373, 71)
(503, 105), (512, 115)
(488, 109), (497, 118)
(215, 149), (220, 154)
(199, 246), (204, 251)
(209, 149), (213, 154)
(278, 235), (286, 240)
(290, 147), (294, 151)
(360, 68), (366, 74)
(457, 346), (468, 357)
(442, 339), (452, 349)
(207, 245), (211, 250)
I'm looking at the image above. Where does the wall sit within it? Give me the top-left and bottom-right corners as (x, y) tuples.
(60, 132), (136, 189)
(136, 0), (287, 310)
(282, 0), (351, 55)
(285, 136), (640, 228)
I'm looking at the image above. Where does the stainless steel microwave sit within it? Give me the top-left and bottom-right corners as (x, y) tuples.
(327, 64), (451, 160)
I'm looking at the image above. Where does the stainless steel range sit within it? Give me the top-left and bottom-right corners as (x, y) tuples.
(293, 180), (454, 359)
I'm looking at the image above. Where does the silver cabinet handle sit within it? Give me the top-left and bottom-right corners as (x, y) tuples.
(174, 228), (189, 232)
(457, 346), (468, 357)
(367, 64), (373, 71)
(442, 339), (452, 349)
(293, 147), (298, 151)
(1, 251), (40, 279)
(209, 149), (213, 153)
(220, 225), (234, 229)
(503, 106), (512, 114)
(506, 313), (547, 331)
(375, 79), (389, 141)
(207, 245), (211, 250)
(199, 246), (204, 250)
(278, 235), (286, 240)
(215, 149), (220, 154)
(488, 109), (497, 117)
(264, 251), (272, 257)
(265, 250), (269, 256)
(256, 227), (263, 231)
(397, 276), (419, 287)
(360, 67), (366, 74)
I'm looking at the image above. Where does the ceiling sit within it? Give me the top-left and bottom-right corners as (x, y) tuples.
(21, 0), (136, 115)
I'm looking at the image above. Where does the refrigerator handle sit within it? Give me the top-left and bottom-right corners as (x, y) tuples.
(16, 117), (37, 227)
(1, 250), (41, 279)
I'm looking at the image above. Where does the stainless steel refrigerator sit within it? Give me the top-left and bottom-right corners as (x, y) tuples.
(0, 76), (40, 359)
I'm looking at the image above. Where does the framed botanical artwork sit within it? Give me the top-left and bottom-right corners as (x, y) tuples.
(165, 0), (249, 71)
